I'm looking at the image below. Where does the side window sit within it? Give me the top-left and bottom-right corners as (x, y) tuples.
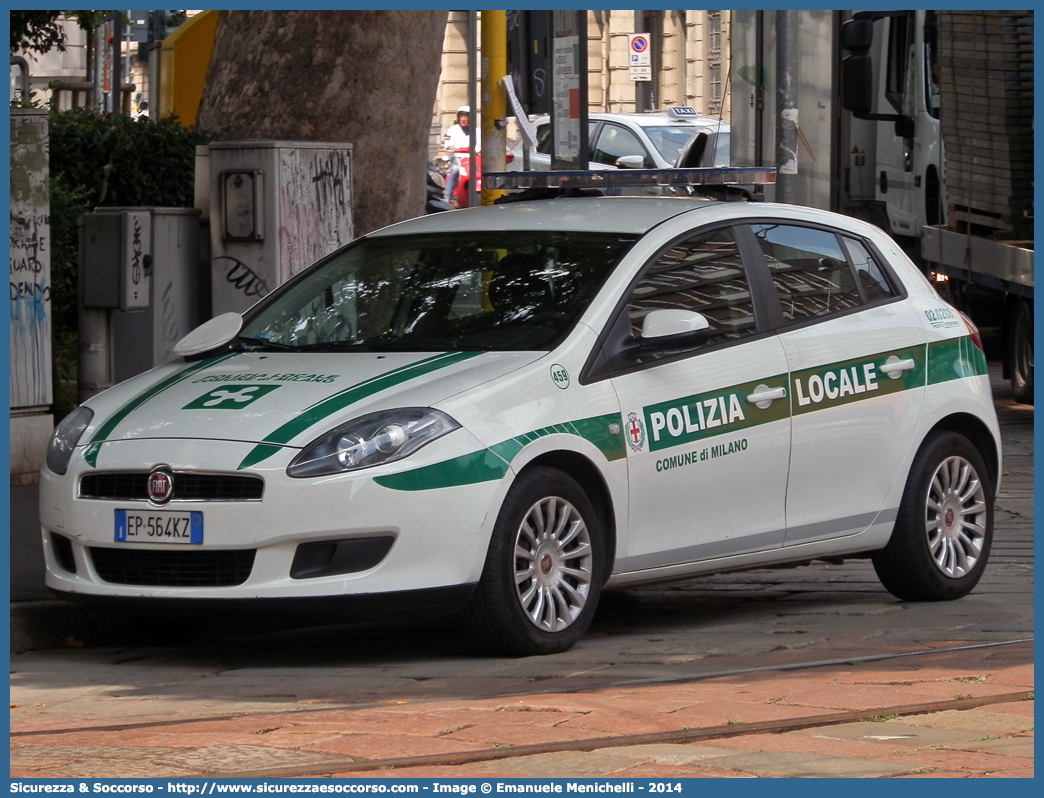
(841, 236), (896, 303)
(627, 227), (756, 345)
(751, 224), (863, 323)
(537, 121), (597, 158)
(535, 123), (552, 154)
(592, 124), (649, 167)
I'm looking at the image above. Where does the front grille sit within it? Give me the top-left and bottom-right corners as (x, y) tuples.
(80, 472), (264, 502)
(90, 547), (256, 587)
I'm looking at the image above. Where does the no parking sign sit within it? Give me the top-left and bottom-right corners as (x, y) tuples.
(628, 33), (651, 81)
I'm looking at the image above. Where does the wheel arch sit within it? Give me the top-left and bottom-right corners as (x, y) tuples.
(518, 450), (618, 579)
(926, 413), (1000, 492)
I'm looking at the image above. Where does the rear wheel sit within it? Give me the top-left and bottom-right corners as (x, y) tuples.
(465, 467), (604, 656)
(872, 431), (993, 601)
(1008, 300), (1033, 404)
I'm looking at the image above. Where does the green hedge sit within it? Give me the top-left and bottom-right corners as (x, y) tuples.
(47, 109), (212, 416)
(50, 107), (211, 209)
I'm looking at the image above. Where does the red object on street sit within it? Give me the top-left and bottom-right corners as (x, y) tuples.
(453, 152), (481, 208)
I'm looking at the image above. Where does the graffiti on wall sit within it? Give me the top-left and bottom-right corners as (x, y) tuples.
(10, 112), (53, 409)
(279, 148), (353, 278)
(215, 255), (270, 301)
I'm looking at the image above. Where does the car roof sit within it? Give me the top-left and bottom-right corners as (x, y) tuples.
(532, 111), (729, 130)
(370, 197), (723, 236)
(596, 111), (729, 129)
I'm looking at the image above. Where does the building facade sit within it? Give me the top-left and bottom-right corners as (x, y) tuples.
(433, 10), (731, 158)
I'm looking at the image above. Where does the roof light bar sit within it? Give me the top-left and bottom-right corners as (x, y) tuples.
(484, 167), (776, 192)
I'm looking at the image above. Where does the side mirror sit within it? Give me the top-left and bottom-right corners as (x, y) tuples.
(642, 308), (711, 339)
(840, 18), (875, 116)
(840, 17), (873, 51)
(173, 312), (243, 357)
(894, 116), (915, 139)
(637, 308), (712, 350)
(841, 52), (874, 115)
(615, 154), (647, 169)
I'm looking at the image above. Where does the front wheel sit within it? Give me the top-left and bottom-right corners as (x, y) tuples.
(465, 467), (605, 656)
(872, 431), (994, 601)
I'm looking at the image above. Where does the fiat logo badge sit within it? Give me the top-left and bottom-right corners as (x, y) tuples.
(147, 467), (175, 505)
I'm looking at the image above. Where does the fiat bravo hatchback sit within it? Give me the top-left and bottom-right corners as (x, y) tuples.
(41, 197), (1000, 655)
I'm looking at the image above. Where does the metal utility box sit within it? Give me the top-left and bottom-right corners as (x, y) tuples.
(80, 207), (205, 383)
(204, 141), (353, 316)
(81, 210), (152, 311)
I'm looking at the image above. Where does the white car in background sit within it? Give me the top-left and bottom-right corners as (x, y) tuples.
(42, 196), (999, 656)
(508, 107), (730, 171)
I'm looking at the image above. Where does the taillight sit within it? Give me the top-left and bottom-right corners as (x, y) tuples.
(959, 311), (984, 353)
(505, 152), (514, 164)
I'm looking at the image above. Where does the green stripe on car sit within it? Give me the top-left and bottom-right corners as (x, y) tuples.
(374, 338), (986, 493)
(373, 448), (512, 492)
(83, 353), (238, 468)
(375, 412), (625, 492)
(237, 351), (482, 470)
(790, 345), (926, 417)
(927, 336), (988, 384)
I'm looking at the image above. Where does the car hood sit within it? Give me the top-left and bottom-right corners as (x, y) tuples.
(79, 350), (542, 454)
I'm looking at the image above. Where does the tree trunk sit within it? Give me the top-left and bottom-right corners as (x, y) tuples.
(197, 10), (446, 237)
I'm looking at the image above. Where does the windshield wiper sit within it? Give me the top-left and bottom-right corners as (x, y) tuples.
(232, 336), (295, 351)
(296, 338), (449, 353)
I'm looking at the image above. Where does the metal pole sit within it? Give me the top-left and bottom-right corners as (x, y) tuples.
(110, 13), (123, 114)
(481, 10), (508, 205)
(634, 11), (650, 112)
(93, 24), (105, 110)
(467, 11), (478, 209)
(775, 10), (799, 203)
(125, 10), (132, 111)
(10, 56), (30, 101)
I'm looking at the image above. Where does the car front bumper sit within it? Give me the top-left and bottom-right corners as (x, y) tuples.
(39, 436), (503, 603)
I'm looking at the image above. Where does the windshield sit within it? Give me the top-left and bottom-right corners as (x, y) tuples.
(642, 124), (730, 167)
(240, 231), (637, 352)
(710, 131), (730, 166)
(641, 125), (699, 164)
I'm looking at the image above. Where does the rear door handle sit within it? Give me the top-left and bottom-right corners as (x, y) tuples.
(880, 357), (916, 378)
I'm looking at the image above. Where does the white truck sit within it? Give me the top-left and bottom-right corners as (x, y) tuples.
(730, 10), (1033, 402)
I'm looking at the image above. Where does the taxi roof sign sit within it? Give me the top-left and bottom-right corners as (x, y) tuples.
(667, 106), (699, 119)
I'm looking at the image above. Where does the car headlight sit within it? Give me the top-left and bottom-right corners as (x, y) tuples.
(46, 406), (94, 475)
(287, 408), (460, 478)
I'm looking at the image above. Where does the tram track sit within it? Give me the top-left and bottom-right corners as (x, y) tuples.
(217, 689), (1035, 778)
(12, 637), (1032, 740)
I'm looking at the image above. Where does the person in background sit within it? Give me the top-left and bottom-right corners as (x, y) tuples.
(134, 100), (149, 120)
(443, 105), (470, 206)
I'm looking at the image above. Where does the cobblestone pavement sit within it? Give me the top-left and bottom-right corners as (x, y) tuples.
(10, 367), (1032, 778)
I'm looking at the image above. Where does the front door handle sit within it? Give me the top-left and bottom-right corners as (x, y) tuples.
(746, 384), (787, 409)
(880, 356), (916, 378)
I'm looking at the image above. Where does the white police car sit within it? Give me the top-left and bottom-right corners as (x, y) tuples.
(41, 197), (1000, 655)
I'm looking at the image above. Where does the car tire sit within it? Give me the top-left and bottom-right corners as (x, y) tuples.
(1008, 300), (1033, 405)
(872, 431), (994, 602)
(465, 466), (605, 656)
